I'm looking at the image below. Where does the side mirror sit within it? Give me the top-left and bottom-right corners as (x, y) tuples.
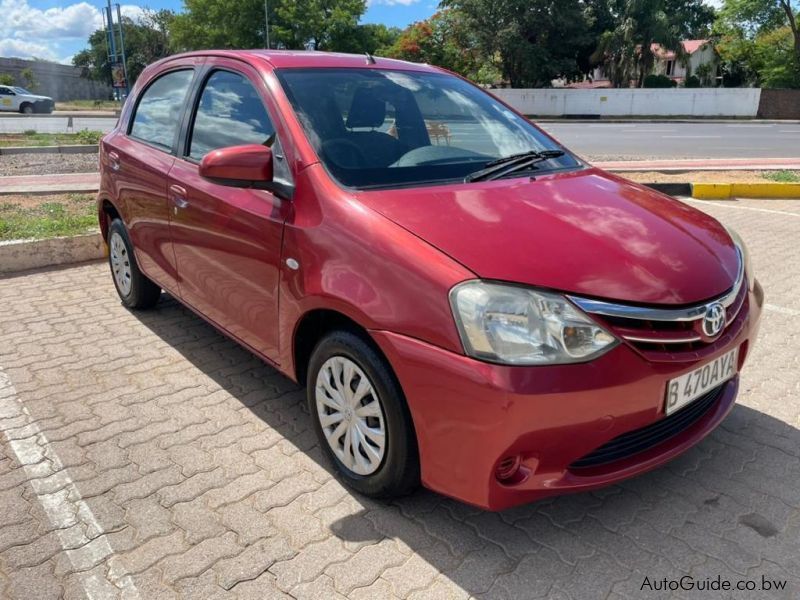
(199, 144), (274, 187)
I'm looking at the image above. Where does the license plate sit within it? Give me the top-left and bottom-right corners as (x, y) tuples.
(665, 348), (737, 415)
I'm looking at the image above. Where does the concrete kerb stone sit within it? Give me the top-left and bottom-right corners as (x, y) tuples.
(0, 233), (105, 275)
(0, 145), (98, 156)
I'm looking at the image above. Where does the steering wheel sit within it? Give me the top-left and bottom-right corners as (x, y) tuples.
(322, 138), (366, 169)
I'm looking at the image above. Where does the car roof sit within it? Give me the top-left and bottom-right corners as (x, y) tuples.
(160, 49), (443, 73)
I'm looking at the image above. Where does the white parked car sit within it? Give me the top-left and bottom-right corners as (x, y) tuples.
(0, 86), (55, 114)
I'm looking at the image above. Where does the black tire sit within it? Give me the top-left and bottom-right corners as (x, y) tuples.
(307, 330), (420, 498)
(20, 104), (33, 115)
(107, 218), (161, 309)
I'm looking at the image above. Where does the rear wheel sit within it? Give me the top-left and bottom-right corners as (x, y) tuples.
(307, 330), (420, 498)
(107, 219), (161, 309)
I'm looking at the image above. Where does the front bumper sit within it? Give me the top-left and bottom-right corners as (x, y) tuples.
(372, 282), (763, 511)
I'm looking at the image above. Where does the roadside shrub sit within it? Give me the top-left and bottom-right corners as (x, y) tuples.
(684, 75), (701, 88)
(75, 129), (103, 145)
(643, 74), (677, 88)
(0, 74), (13, 86)
(23, 129), (37, 136)
(764, 170), (800, 183)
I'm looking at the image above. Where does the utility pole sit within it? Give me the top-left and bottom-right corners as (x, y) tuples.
(115, 4), (129, 98)
(104, 1), (129, 100)
(264, 0), (270, 49)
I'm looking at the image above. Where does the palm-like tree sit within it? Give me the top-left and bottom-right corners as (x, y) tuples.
(593, 0), (688, 87)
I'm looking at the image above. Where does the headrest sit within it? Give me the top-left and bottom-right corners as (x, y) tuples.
(346, 87), (386, 129)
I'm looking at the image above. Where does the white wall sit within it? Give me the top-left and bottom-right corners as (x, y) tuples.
(491, 88), (762, 117)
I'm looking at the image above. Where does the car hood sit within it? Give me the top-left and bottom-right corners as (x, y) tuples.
(355, 168), (739, 305)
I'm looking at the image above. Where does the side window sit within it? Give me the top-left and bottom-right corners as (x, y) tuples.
(130, 69), (194, 151)
(189, 70), (275, 160)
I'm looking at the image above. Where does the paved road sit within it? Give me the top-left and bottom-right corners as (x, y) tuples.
(2, 115), (800, 160)
(0, 115), (116, 135)
(540, 122), (800, 160)
(1, 199), (800, 599)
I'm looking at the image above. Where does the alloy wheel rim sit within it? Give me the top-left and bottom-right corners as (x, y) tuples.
(315, 356), (386, 476)
(109, 231), (132, 296)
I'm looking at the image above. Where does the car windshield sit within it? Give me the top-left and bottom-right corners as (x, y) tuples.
(13, 87), (32, 95)
(276, 68), (580, 189)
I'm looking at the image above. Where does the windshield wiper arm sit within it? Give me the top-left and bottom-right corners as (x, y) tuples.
(464, 150), (565, 183)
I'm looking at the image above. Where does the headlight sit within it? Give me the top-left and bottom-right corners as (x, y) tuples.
(449, 281), (618, 365)
(724, 226), (752, 289)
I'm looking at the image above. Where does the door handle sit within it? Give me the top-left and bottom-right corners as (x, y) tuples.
(169, 185), (189, 209)
(108, 151), (120, 171)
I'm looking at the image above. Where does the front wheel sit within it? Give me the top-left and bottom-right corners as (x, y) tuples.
(107, 218), (161, 309)
(20, 104), (34, 115)
(307, 331), (420, 498)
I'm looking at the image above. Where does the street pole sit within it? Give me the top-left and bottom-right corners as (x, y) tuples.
(115, 4), (130, 99)
(264, 0), (270, 49)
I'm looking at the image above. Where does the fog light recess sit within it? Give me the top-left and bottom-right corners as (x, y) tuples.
(495, 455), (522, 483)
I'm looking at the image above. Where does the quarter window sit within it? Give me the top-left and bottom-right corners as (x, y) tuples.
(189, 70), (274, 160)
(130, 69), (194, 150)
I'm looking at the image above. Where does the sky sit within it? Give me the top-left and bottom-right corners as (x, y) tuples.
(1, 0), (722, 66)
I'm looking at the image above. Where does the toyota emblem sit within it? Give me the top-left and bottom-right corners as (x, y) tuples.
(702, 302), (726, 338)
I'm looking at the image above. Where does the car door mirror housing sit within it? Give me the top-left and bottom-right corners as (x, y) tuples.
(200, 144), (274, 187)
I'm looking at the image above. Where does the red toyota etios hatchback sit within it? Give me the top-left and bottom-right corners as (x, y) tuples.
(99, 50), (762, 510)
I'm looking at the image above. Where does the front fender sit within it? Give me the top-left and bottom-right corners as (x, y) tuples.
(277, 165), (474, 380)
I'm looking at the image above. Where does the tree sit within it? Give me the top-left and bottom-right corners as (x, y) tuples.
(592, 0), (715, 88)
(329, 23), (401, 55)
(382, 9), (500, 83)
(73, 10), (176, 86)
(0, 74), (14, 86)
(714, 0), (799, 87)
(441, 0), (594, 87)
(171, 0), (367, 51)
(274, 0), (366, 50)
(20, 68), (39, 91)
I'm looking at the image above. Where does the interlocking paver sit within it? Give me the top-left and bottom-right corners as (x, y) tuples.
(218, 498), (278, 546)
(172, 497), (228, 544)
(214, 535), (294, 590)
(125, 496), (175, 543)
(159, 531), (242, 584)
(1, 198), (799, 598)
(325, 539), (407, 594)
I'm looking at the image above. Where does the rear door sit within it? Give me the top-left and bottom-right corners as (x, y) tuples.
(107, 61), (199, 294)
(168, 60), (293, 362)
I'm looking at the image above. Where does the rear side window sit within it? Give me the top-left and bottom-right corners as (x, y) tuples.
(130, 69), (194, 150)
(188, 70), (274, 160)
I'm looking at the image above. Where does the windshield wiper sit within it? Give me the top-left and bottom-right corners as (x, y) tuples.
(464, 150), (565, 183)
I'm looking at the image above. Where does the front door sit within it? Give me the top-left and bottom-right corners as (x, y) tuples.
(168, 66), (291, 362)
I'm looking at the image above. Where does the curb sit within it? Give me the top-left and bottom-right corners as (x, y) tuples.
(691, 182), (800, 199)
(0, 145), (98, 155)
(644, 183), (692, 196)
(0, 185), (99, 196)
(0, 232), (105, 275)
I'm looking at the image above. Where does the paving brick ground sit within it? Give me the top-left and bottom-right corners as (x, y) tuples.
(1, 197), (799, 600)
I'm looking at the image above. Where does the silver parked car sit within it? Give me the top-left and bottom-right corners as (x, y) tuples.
(0, 86), (55, 114)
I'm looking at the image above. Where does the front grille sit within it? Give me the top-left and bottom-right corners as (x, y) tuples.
(600, 282), (747, 356)
(569, 383), (725, 469)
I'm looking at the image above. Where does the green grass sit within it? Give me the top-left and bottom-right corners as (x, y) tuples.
(0, 129), (103, 147)
(55, 100), (121, 111)
(0, 194), (98, 241)
(763, 170), (800, 183)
